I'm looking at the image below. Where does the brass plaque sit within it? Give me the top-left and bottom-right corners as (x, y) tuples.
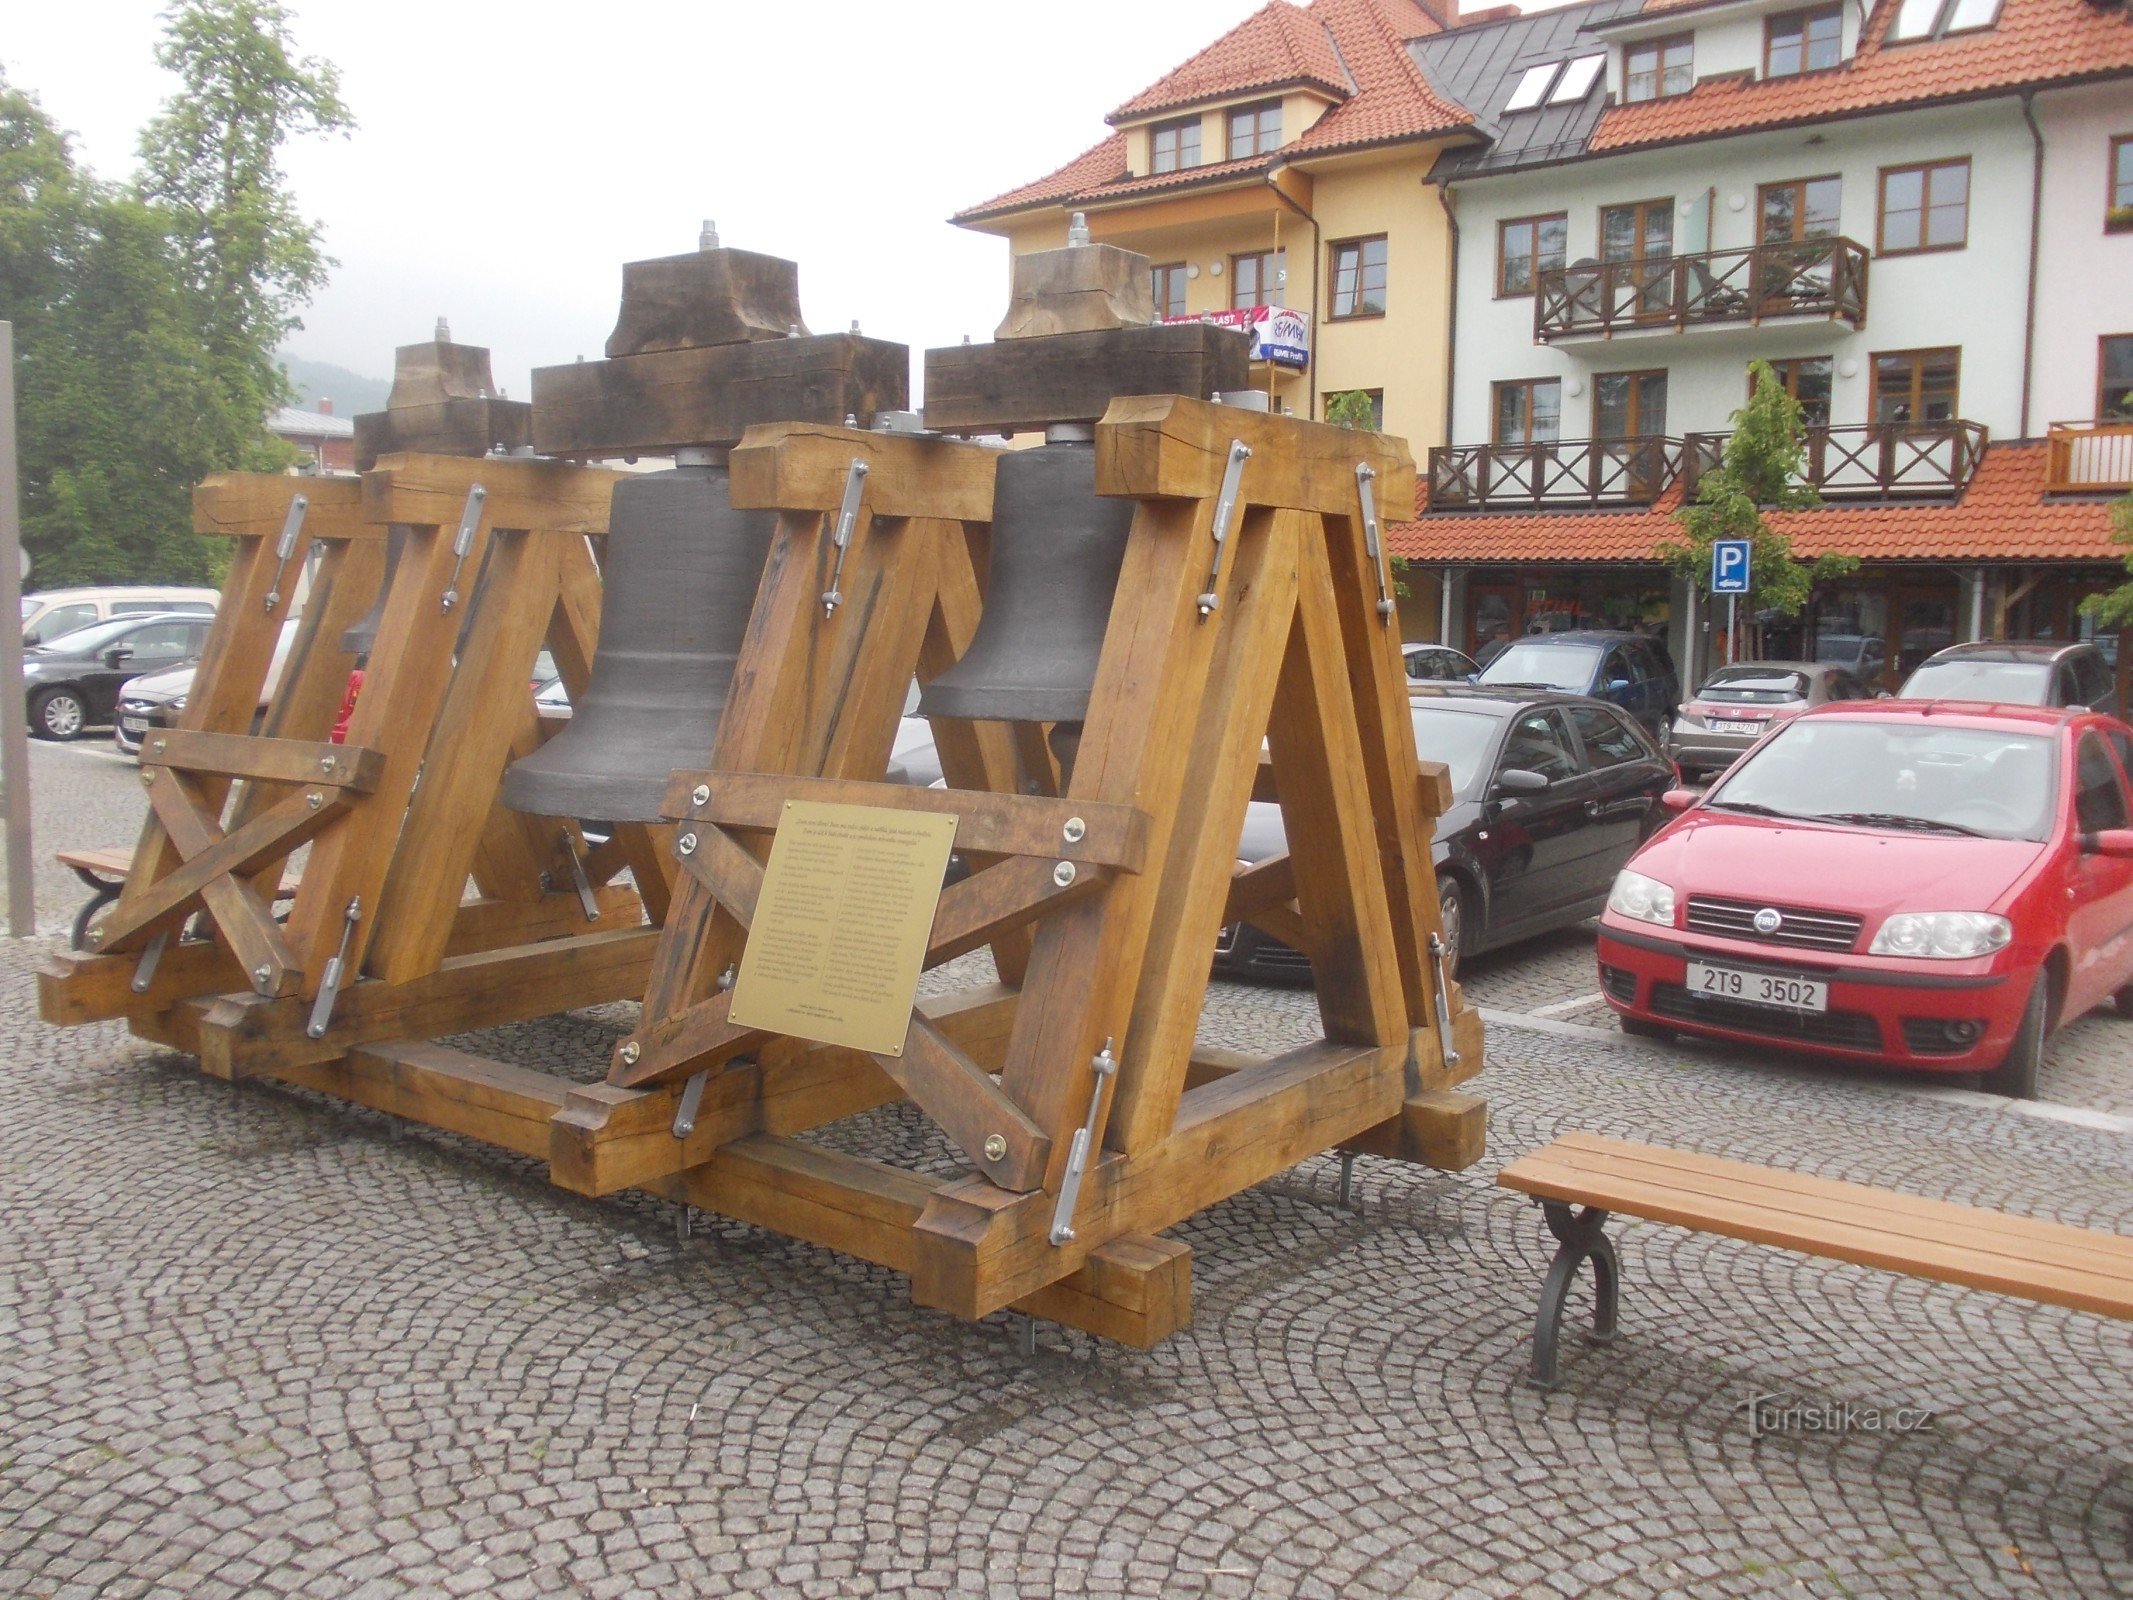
(728, 800), (958, 1057)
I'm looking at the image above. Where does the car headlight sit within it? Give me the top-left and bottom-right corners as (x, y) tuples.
(170, 695), (187, 713)
(1607, 868), (1676, 926)
(1868, 912), (2012, 960)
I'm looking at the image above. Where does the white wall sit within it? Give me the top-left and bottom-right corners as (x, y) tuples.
(1444, 98), (2041, 444)
(2032, 81), (2133, 430)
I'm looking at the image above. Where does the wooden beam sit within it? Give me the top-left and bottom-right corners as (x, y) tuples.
(192, 473), (372, 541)
(729, 422), (997, 522)
(922, 324), (1249, 434)
(361, 453), (622, 536)
(276, 1040), (573, 1160)
(146, 730), (382, 792)
(1095, 394), (1417, 516)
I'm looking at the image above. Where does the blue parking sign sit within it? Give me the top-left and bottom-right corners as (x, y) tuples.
(1711, 539), (1752, 594)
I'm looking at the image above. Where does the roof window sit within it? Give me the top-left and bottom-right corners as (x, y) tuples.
(1503, 63), (1560, 111)
(1551, 54), (1606, 103)
(1888, 0), (2002, 41)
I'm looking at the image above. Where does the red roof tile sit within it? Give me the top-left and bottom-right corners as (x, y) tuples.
(955, 0), (1471, 224)
(1591, 0), (2133, 154)
(1110, 2), (1352, 120)
(1387, 442), (2128, 564)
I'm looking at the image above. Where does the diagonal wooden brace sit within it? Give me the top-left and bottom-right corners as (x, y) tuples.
(873, 1018), (1051, 1192)
(143, 777), (305, 995)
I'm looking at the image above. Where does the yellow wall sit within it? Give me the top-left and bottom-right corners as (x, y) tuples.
(1122, 92), (1336, 178)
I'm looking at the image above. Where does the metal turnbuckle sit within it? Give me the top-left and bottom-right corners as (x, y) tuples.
(1427, 931), (1460, 1068)
(1354, 463), (1394, 623)
(440, 484), (487, 611)
(264, 495), (309, 613)
(306, 897), (362, 1038)
(821, 458), (870, 615)
(558, 829), (601, 921)
(672, 1069), (711, 1138)
(130, 930), (168, 994)
(1048, 1037), (1117, 1246)
(1195, 440), (1253, 617)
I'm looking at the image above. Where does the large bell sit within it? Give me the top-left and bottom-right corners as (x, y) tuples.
(499, 461), (775, 823)
(918, 439), (1135, 724)
(338, 525), (411, 658)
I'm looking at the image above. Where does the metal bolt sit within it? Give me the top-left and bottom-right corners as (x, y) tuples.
(152, 738), (166, 755)
(252, 965), (272, 986)
(1052, 860), (1077, 887)
(87, 928), (104, 948)
(141, 769), (155, 785)
(717, 964), (737, 992)
(690, 783), (711, 808)
(306, 791), (324, 810)
(982, 1134), (1008, 1163)
(619, 1040), (641, 1066)
(678, 832), (698, 856)
(320, 755), (336, 774)
(1062, 816), (1086, 844)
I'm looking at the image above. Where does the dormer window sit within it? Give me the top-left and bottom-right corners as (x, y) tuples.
(1888, 0), (2002, 42)
(1227, 100), (1283, 160)
(1150, 115), (1201, 175)
(1765, 5), (1843, 76)
(1624, 34), (1695, 103)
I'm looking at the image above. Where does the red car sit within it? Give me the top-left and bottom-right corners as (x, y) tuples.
(1596, 700), (2133, 1097)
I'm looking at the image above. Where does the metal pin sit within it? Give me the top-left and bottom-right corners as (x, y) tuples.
(306, 897), (362, 1034)
(1338, 1151), (1357, 1209)
(440, 484), (486, 611)
(1048, 1037), (1117, 1246)
(1016, 1315), (1038, 1357)
(672, 1069), (710, 1138)
(130, 931), (168, 994)
(821, 458), (869, 614)
(1355, 463), (1395, 623)
(558, 829), (601, 920)
(265, 495), (308, 612)
(676, 1205), (693, 1240)
(1196, 440), (1252, 617)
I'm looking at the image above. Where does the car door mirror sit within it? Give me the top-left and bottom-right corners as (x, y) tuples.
(1494, 767), (1551, 797)
(103, 645), (134, 668)
(2081, 827), (2133, 858)
(1606, 678), (1631, 694)
(1660, 787), (1698, 812)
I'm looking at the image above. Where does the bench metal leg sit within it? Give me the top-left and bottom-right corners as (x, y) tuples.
(68, 868), (122, 952)
(1528, 1201), (1619, 1391)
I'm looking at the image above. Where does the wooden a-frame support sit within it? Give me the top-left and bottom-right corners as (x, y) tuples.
(36, 453), (674, 1077)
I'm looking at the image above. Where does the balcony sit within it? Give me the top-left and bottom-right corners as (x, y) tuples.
(1535, 238), (1870, 344)
(1681, 420), (1988, 502)
(1426, 436), (1680, 510)
(2045, 420), (2133, 494)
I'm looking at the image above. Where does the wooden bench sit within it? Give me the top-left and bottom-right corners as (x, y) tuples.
(58, 847), (300, 952)
(1498, 1132), (2133, 1389)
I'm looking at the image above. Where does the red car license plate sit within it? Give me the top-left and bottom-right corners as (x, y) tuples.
(1686, 961), (1827, 1013)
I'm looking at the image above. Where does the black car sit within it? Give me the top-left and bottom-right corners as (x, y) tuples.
(1475, 629), (1680, 743)
(1897, 639), (2118, 716)
(22, 612), (212, 740)
(1215, 687), (1674, 982)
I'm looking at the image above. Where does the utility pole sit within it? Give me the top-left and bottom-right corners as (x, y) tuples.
(0, 324), (34, 936)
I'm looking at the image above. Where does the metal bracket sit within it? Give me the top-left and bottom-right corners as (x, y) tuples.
(821, 458), (869, 615)
(130, 930), (168, 994)
(1355, 463), (1394, 623)
(264, 495), (308, 613)
(557, 829), (601, 921)
(306, 897), (362, 1038)
(1427, 931), (1460, 1068)
(440, 484), (487, 611)
(1195, 440), (1253, 618)
(1048, 1037), (1117, 1246)
(672, 1069), (711, 1138)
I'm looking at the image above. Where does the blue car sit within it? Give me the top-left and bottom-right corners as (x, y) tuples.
(1476, 629), (1680, 744)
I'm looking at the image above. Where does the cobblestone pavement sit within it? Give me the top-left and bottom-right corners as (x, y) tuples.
(2, 742), (2130, 1598)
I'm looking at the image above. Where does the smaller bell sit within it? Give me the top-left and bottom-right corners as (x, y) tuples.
(339, 525), (411, 658)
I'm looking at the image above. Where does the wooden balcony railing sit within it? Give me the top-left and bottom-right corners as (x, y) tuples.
(2045, 420), (2133, 493)
(1427, 435), (1680, 510)
(1681, 420), (1988, 502)
(1535, 237), (1870, 343)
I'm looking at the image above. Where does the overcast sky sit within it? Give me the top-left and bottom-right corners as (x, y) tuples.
(7, 0), (1275, 401)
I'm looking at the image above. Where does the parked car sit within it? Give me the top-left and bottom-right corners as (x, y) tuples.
(1670, 661), (1873, 783)
(114, 620), (300, 756)
(1897, 640), (2118, 717)
(22, 612), (212, 740)
(21, 586), (217, 647)
(1597, 700), (2133, 1096)
(1402, 642), (1480, 683)
(1812, 633), (1887, 688)
(1216, 687), (1673, 982)
(1475, 629), (1680, 743)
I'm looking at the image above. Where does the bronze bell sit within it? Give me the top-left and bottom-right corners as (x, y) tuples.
(918, 437), (1135, 725)
(498, 457), (775, 822)
(338, 525), (411, 659)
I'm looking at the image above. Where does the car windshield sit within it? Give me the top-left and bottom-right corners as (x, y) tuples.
(1709, 718), (2058, 841)
(29, 615), (153, 652)
(1700, 669), (1808, 704)
(1408, 706), (1504, 797)
(1477, 642), (1600, 692)
(18, 598), (36, 620)
(1899, 658), (2052, 704)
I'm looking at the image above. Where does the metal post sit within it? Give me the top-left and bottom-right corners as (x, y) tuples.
(0, 324), (34, 938)
(1682, 581), (1700, 689)
(1726, 595), (1738, 666)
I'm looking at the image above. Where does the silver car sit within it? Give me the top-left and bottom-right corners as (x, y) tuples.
(1671, 661), (1869, 781)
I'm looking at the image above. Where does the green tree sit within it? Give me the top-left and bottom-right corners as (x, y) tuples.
(0, 3), (350, 587)
(2079, 492), (2133, 628)
(1657, 361), (1856, 637)
(1325, 389), (1378, 431)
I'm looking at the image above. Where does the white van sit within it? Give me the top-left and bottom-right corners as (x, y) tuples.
(22, 586), (220, 647)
